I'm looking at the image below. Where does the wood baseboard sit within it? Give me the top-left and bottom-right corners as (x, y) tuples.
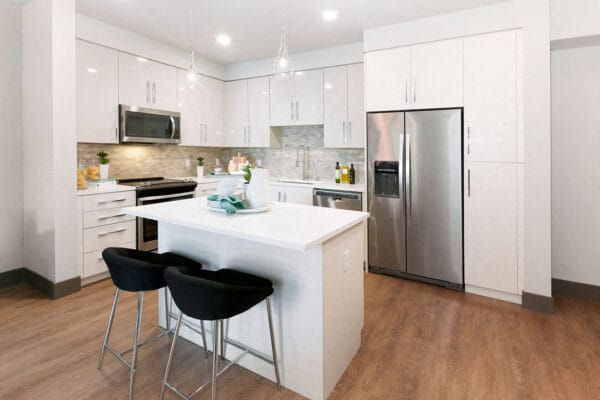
(0, 268), (25, 289)
(0, 268), (80, 299)
(553, 278), (600, 301)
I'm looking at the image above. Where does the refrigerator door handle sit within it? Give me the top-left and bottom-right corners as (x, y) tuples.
(467, 169), (471, 197)
(406, 133), (412, 225)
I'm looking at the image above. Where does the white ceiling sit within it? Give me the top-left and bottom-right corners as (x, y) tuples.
(76, 0), (508, 65)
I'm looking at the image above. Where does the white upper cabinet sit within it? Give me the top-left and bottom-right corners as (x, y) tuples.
(324, 64), (364, 148)
(410, 38), (463, 109)
(177, 70), (203, 146)
(464, 162), (518, 295)
(365, 46), (411, 112)
(464, 30), (517, 163)
(119, 52), (178, 111)
(76, 40), (119, 143)
(201, 76), (225, 147)
(270, 69), (323, 126)
(247, 77), (272, 147)
(225, 80), (249, 147)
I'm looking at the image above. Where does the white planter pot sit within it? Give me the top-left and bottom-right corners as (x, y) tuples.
(197, 166), (204, 178)
(99, 164), (109, 180)
(245, 169), (270, 209)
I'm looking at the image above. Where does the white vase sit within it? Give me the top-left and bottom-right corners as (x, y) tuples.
(99, 164), (109, 180)
(197, 166), (204, 178)
(245, 168), (270, 209)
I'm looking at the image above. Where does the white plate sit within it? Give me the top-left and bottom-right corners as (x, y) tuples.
(208, 205), (271, 215)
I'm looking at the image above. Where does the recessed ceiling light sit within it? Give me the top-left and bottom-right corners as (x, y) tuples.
(322, 9), (338, 21)
(137, 57), (148, 63)
(87, 67), (98, 74)
(215, 34), (232, 47)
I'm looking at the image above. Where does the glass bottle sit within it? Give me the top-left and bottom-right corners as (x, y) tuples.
(335, 162), (341, 184)
(349, 164), (356, 184)
(341, 163), (350, 184)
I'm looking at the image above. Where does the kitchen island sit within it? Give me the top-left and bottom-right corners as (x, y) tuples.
(123, 198), (368, 400)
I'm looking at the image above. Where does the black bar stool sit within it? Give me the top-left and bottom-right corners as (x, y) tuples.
(160, 266), (281, 400)
(98, 247), (207, 400)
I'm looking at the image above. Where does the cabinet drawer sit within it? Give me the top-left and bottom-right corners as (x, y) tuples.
(82, 191), (135, 212)
(83, 241), (136, 278)
(83, 208), (135, 228)
(84, 221), (136, 253)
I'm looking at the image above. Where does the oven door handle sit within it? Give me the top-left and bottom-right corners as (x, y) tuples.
(138, 191), (196, 204)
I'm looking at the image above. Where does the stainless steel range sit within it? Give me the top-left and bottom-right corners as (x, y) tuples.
(118, 177), (197, 251)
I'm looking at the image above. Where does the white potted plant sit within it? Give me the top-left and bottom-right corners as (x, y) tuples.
(97, 150), (109, 180)
(196, 156), (204, 178)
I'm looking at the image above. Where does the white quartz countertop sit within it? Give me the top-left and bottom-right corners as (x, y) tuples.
(123, 198), (368, 251)
(270, 180), (367, 193)
(77, 184), (136, 196)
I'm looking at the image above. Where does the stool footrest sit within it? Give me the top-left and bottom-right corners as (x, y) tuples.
(223, 337), (277, 365)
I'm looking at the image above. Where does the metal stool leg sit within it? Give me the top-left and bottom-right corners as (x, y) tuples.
(266, 297), (281, 390)
(98, 288), (120, 370)
(164, 287), (171, 331)
(219, 320), (225, 359)
(159, 313), (183, 400)
(129, 291), (144, 400)
(201, 320), (208, 359)
(211, 320), (221, 400)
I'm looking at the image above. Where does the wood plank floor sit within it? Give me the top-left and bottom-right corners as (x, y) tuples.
(1, 274), (599, 400)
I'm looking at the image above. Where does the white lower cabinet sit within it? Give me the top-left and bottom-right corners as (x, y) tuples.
(78, 190), (137, 282)
(271, 184), (313, 206)
(464, 162), (519, 296)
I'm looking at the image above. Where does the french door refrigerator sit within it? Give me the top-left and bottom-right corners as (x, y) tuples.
(367, 109), (464, 290)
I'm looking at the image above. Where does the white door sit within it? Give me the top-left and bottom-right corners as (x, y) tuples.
(324, 65), (348, 148)
(224, 80), (249, 147)
(270, 74), (295, 126)
(177, 69), (203, 146)
(347, 63), (365, 148)
(150, 61), (178, 111)
(365, 46), (411, 112)
(76, 40), (119, 143)
(464, 162), (518, 294)
(202, 76), (225, 146)
(247, 77), (271, 147)
(411, 38), (463, 109)
(283, 186), (314, 206)
(294, 69), (324, 125)
(118, 52), (152, 107)
(464, 30), (517, 162)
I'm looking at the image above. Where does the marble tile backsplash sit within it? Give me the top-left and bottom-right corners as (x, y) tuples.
(77, 126), (365, 182)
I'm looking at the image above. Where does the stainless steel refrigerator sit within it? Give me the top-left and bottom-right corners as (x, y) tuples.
(367, 109), (464, 290)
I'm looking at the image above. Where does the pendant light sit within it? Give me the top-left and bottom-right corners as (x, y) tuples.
(273, 27), (294, 76)
(186, 0), (197, 86)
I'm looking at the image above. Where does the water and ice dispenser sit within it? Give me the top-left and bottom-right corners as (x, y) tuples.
(373, 161), (400, 198)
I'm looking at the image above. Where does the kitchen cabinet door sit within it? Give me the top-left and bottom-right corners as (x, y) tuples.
(365, 46), (411, 112)
(271, 184), (285, 202)
(76, 40), (119, 143)
(119, 52), (152, 107)
(177, 69), (203, 146)
(270, 74), (295, 126)
(202, 76), (225, 147)
(225, 80), (249, 147)
(294, 69), (324, 125)
(324, 66), (348, 148)
(347, 63), (365, 148)
(150, 61), (178, 111)
(247, 77), (272, 147)
(283, 186), (314, 206)
(464, 30), (517, 163)
(411, 38), (463, 109)
(464, 162), (518, 295)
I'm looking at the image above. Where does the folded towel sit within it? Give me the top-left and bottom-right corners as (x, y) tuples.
(207, 194), (246, 214)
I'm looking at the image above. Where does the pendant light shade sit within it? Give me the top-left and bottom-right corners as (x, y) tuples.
(187, 50), (197, 85)
(273, 28), (293, 75)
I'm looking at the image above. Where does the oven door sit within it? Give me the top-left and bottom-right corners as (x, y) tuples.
(120, 105), (181, 144)
(136, 191), (195, 251)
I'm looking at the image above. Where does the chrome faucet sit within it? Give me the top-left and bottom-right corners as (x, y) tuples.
(295, 145), (309, 180)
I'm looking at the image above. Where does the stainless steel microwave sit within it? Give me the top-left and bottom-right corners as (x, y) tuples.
(119, 105), (181, 144)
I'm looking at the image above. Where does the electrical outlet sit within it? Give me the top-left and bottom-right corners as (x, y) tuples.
(185, 158), (191, 168)
(343, 250), (350, 273)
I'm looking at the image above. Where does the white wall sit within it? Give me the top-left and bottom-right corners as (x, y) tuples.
(23, 0), (78, 283)
(551, 0), (600, 42)
(364, 0), (552, 298)
(225, 42), (363, 81)
(0, 0), (23, 274)
(76, 13), (225, 80)
(551, 45), (600, 286)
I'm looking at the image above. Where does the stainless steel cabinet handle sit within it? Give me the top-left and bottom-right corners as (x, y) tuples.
(467, 127), (471, 155)
(295, 101), (299, 120)
(97, 198), (127, 205)
(291, 102), (294, 120)
(278, 191), (281, 202)
(467, 169), (471, 197)
(406, 133), (412, 225)
(98, 213), (126, 220)
(115, 108), (119, 140)
(98, 228), (127, 237)
(146, 81), (150, 104)
(152, 82), (156, 104)
(413, 76), (417, 103)
(343, 121), (346, 144)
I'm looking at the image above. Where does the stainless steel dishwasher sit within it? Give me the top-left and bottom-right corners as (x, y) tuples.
(313, 189), (363, 211)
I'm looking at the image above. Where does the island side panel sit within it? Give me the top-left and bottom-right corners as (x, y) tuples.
(158, 221), (326, 400)
(322, 221), (365, 399)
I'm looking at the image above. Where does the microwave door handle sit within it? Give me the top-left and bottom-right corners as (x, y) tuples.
(169, 116), (176, 139)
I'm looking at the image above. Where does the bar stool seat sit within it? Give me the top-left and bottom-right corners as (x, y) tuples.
(98, 247), (206, 400)
(160, 266), (281, 400)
